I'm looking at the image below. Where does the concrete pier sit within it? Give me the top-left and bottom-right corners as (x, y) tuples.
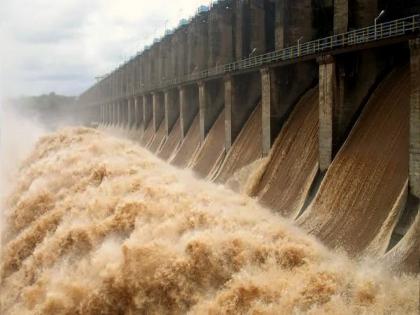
(99, 105), (104, 124)
(318, 55), (337, 172)
(164, 89), (179, 136)
(103, 104), (107, 125)
(122, 99), (129, 127)
(152, 92), (164, 132)
(111, 103), (114, 125)
(127, 98), (133, 127)
(235, 0), (267, 59)
(410, 38), (420, 198)
(119, 101), (123, 126)
(102, 104), (106, 125)
(334, 0), (349, 34)
(117, 102), (122, 126)
(111, 103), (116, 125)
(224, 76), (234, 151)
(150, 44), (160, 85)
(334, 0), (378, 34)
(208, 1), (234, 67)
(179, 85), (199, 139)
(159, 37), (170, 83)
(175, 26), (188, 77)
(187, 12), (209, 73)
(199, 79), (224, 142)
(261, 67), (274, 156)
(275, 0), (315, 50)
(134, 96), (143, 128)
(143, 94), (153, 129)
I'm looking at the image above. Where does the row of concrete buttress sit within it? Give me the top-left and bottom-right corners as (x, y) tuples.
(94, 0), (418, 272)
(257, 66), (417, 271)
(213, 0), (418, 273)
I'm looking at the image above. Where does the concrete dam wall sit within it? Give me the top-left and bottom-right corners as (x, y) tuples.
(80, 0), (419, 273)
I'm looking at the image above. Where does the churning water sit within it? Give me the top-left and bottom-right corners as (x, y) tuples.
(0, 127), (418, 314)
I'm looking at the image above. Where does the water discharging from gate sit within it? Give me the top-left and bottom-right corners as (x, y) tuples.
(0, 127), (418, 314)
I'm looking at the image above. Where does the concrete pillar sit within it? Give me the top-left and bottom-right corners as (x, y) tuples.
(102, 105), (106, 124)
(334, 0), (377, 33)
(101, 104), (104, 124)
(107, 103), (114, 126)
(179, 85), (199, 138)
(112, 103), (116, 125)
(122, 99), (129, 127)
(112, 103), (116, 126)
(235, 0), (266, 59)
(318, 55), (337, 172)
(113, 103), (117, 126)
(334, 0), (348, 34)
(175, 26), (188, 77)
(164, 89), (179, 136)
(170, 35), (177, 80)
(410, 38), (420, 198)
(179, 87), (187, 138)
(261, 68), (273, 156)
(122, 100), (127, 126)
(152, 92), (164, 132)
(249, 0), (266, 55)
(102, 104), (105, 125)
(117, 102), (122, 126)
(224, 76), (234, 151)
(99, 105), (103, 124)
(198, 82), (207, 142)
(143, 95), (152, 129)
(127, 98), (133, 127)
(208, 2), (234, 67)
(119, 101), (123, 126)
(187, 13), (209, 74)
(113, 103), (117, 125)
(275, 0), (315, 49)
(134, 96), (143, 128)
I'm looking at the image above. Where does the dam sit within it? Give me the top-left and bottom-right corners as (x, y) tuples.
(1, 1), (420, 314)
(80, 0), (420, 272)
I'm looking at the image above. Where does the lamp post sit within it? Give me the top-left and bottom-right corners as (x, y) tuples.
(374, 10), (385, 40)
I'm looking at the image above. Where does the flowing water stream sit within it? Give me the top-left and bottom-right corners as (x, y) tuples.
(0, 126), (417, 314)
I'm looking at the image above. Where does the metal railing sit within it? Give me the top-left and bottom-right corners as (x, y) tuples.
(86, 15), (420, 105)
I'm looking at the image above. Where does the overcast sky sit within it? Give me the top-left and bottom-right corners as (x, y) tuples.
(0, 0), (209, 98)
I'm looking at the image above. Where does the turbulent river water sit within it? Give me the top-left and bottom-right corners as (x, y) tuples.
(0, 127), (418, 314)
